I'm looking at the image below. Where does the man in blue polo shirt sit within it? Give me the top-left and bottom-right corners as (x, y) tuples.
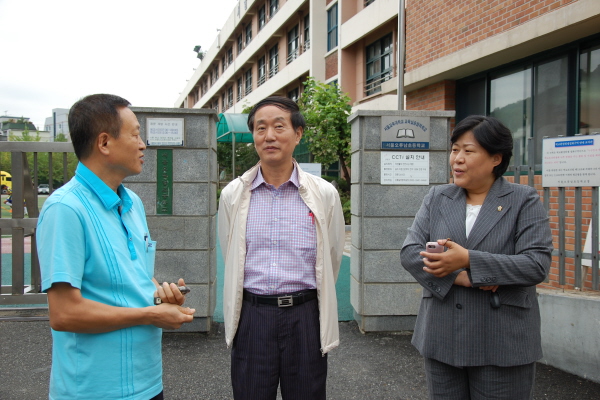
(37, 93), (195, 400)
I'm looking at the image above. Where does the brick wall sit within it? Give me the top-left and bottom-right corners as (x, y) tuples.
(504, 175), (596, 292)
(406, 80), (456, 111)
(405, 0), (578, 72)
(325, 51), (338, 80)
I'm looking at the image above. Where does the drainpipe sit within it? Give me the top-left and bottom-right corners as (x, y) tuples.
(397, 0), (405, 111)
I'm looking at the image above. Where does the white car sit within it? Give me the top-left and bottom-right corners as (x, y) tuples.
(38, 184), (50, 194)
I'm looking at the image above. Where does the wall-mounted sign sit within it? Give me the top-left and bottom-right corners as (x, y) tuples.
(381, 116), (430, 150)
(146, 118), (184, 147)
(381, 152), (429, 185)
(542, 136), (600, 187)
(299, 163), (322, 177)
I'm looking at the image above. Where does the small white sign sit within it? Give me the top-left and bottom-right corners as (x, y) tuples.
(146, 118), (184, 146)
(381, 152), (429, 185)
(299, 163), (322, 177)
(542, 137), (600, 187)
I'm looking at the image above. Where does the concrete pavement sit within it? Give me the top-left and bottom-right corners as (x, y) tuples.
(1, 319), (600, 400)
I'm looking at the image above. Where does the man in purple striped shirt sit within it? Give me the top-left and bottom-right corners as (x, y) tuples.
(218, 96), (345, 400)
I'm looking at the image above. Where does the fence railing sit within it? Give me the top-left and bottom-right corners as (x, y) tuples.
(508, 137), (599, 291)
(0, 142), (75, 306)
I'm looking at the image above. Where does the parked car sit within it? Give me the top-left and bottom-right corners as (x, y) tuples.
(38, 184), (50, 194)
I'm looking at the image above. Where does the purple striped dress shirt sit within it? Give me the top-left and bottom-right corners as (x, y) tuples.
(244, 166), (317, 295)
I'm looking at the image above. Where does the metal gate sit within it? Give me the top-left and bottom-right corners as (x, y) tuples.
(0, 142), (74, 306)
(510, 137), (599, 291)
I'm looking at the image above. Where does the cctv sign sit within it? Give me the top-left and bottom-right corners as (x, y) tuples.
(381, 116), (430, 150)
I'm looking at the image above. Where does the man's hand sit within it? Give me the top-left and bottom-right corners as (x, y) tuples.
(148, 303), (195, 330)
(420, 239), (470, 278)
(153, 278), (187, 306)
(453, 270), (472, 288)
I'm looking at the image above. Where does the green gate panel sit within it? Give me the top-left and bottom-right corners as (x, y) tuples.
(156, 149), (173, 215)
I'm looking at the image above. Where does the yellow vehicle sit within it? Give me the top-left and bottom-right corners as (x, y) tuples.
(1, 171), (12, 194)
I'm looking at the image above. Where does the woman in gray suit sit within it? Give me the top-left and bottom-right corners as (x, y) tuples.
(400, 115), (553, 399)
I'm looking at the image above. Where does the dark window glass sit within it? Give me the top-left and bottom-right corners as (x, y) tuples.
(288, 25), (299, 64)
(365, 34), (393, 95)
(327, 4), (338, 51)
(304, 14), (310, 50)
(288, 88), (299, 102)
(269, 0), (279, 17)
(258, 6), (266, 30)
(245, 69), (252, 94)
(269, 44), (279, 77)
(490, 67), (532, 164)
(245, 23), (252, 45)
(237, 77), (243, 101)
(258, 56), (266, 86)
(237, 34), (243, 53)
(579, 44), (600, 136)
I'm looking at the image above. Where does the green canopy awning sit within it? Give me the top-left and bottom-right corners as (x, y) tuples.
(216, 113), (253, 143)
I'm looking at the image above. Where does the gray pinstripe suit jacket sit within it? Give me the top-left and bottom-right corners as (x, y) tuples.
(400, 177), (553, 367)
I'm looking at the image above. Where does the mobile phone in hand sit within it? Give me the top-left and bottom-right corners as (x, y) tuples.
(426, 242), (444, 253)
(178, 286), (191, 295)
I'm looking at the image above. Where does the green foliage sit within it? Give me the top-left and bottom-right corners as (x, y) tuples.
(217, 142), (259, 179)
(298, 77), (352, 180)
(55, 133), (69, 142)
(9, 129), (41, 142)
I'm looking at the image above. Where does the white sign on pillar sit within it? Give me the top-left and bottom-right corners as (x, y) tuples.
(381, 152), (429, 185)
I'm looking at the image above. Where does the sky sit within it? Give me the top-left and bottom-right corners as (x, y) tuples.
(0, 0), (239, 130)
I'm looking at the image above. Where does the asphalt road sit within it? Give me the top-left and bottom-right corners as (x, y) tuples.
(1, 320), (599, 400)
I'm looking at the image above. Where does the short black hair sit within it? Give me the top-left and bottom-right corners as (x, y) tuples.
(68, 94), (131, 160)
(247, 96), (306, 132)
(451, 115), (513, 178)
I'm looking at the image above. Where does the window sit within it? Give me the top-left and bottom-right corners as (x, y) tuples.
(227, 86), (233, 109)
(245, 23), (252, 46)
(303, 14), (310, 51)
(245, 68), (253, 95)
(365, 0), (376, 6)
(269, 0), (279, 18)
(227, 48), (233, 66)
(456, 36), (600, 166)
(288, 88), (299, 102)
(327, 4), (338, 51)
(222, 56), (226, 73)
(258, 56), (266, 86)
(287, 25), (299, 64)
(237, 34), (243, 53)
(579, 44), (600, 136)
(237, 77), (243, 101)
(269, 44), (279, 77)
(365, 34), (393, 96)
(222, 95), (226, 111)
(258, 6), (266, 30)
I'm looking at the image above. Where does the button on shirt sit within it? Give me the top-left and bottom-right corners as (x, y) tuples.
(37, 162), (161, 400)
(244, 166), (317, 295)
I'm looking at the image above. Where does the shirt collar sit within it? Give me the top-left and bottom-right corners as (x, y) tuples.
(75, 162), (133, 212)
(251, 163), (300, 191)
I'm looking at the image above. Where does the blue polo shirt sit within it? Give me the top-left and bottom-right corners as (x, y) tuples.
(37, 163), (161, 400)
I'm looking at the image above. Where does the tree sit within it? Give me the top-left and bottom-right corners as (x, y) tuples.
(297, 77), (352, 180)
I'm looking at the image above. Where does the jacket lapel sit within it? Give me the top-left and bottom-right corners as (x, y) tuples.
(465, 178), (514, 249)
(438, 185), (468, 245)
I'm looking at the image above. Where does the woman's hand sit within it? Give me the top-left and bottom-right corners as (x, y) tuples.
(420, 239), (470, 278)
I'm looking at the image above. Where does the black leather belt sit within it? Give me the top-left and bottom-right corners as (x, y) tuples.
(243, 289), (317, 307)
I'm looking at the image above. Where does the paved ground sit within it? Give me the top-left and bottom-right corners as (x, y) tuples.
(1, 319), (600, 400)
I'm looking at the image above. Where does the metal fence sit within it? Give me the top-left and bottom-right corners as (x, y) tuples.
(0, 142), (74, 306)
(510, 137), (599, 291)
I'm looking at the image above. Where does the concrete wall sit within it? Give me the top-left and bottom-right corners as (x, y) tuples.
(126, 107), (218, 332)
(538, 288), (600, 384)
(349, 109), (454, 332)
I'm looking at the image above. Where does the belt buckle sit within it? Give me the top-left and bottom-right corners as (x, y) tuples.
(277, 295), (293, 307)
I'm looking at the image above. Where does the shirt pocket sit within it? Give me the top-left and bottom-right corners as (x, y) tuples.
(146, 240), (157, 276)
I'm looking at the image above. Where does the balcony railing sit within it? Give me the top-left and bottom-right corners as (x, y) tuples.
(287, 48), (299, 65)
(245, 86), (253, 96)
(364, 72), (392, 96)
(268, 63), (279, 78)
(303, 39), (311, 51)
(257, 74), (266, 87)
